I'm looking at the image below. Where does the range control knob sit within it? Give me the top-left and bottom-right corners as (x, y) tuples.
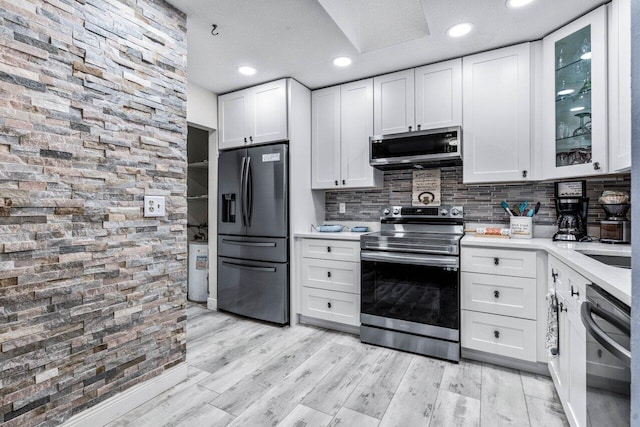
(392, 207), (400, 215)
(450, 207), (461, 216)
(440, 208), (449, 216)
(383, 208), (390, 215)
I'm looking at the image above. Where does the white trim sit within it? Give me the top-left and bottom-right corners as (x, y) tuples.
(207, 297), (218, 310)
(61, 363), (188, 427)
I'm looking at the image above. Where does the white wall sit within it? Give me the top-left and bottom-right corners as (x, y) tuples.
(187, 81), (218, 131)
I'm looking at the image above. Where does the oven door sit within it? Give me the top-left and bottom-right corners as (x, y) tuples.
(360, 250), (459, 341)
(581, 286), (630, 427)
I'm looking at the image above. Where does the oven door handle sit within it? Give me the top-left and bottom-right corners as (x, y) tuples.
(361, 251), (458, 268)
(580, 301), (631, 367)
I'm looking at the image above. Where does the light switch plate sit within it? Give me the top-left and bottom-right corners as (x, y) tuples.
(144, 196), (165, 217)
(339, 203), (346, 214)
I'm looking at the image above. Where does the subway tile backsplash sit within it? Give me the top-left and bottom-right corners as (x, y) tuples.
(325, 167), (631, 229)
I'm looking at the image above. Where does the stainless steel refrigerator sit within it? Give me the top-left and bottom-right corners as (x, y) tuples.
(218, 143), (289, 324)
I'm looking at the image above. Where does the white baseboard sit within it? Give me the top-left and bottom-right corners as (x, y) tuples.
(62, 363), (188, 427)
(207, 297), (218, 310)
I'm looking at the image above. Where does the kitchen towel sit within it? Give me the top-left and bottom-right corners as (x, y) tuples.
(546, 289), (559, 357)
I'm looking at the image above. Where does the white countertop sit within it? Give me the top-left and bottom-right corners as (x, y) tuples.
(294, 231), (370, 241)
(462, 236), (632, 306)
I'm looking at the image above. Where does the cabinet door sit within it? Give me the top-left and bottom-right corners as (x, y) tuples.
(311, 86), (341, 189)
(248, 79), (288, 145)
(608, 0), (631, 172)
(415, 59), (462, 129)
(218, 89), (249, 150)
(373, 69), (415, 135)
(542, 6), (608, 179)
(566, 306), (587, 427)
(341, 79), (381, 188)
(462, 43), (532, 183)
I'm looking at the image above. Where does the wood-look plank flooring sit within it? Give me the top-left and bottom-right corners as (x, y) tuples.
(108, 304), (569, 427)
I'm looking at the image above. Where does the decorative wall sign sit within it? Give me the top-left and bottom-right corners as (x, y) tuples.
(412, 169), (441, 206)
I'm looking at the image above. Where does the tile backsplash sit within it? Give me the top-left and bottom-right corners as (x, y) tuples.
(325, 167), (631, 230)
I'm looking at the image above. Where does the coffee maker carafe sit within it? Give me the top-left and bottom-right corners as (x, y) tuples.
(553, 181), (590, 242)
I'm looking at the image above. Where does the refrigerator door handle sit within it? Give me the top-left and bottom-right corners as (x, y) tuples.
(247, 156), (253, 227)
(221, 239), (277, 247)
(240, 156), (247, 227)
(221, 260), (277, 273)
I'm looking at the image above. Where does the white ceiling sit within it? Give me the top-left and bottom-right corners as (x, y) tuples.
(166, 0), (608, 95)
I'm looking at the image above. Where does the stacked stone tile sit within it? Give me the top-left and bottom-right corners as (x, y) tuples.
(0, 0), (187, 425)
(326, 167), (631, 227)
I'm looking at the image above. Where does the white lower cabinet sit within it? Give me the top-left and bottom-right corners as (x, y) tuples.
(298, 237), (360, 328)
(548, 256), (587, 427)
(461, 247), (539, 363)
(461, 311), (537, 362)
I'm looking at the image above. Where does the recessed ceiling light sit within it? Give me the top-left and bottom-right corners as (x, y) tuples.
(506, 0), (535, 8)
(333, 57), (352, 67)
(580, 52), (592, 60)
(570, 106), (585, 112)
(557, 89), (574, 96)
(447, 23), (473, 38)
(238, 66), (256, 76)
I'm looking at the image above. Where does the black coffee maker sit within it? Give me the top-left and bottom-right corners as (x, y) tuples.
(553, 180), (590, 242)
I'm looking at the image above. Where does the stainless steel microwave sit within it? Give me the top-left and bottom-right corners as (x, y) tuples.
(369, 126), (462, 170)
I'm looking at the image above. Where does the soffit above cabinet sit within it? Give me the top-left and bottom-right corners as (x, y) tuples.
(166, 0), (608, 94)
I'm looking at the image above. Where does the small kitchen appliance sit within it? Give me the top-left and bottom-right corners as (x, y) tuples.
(599, 203), (631, 244)
(552, 180), (589, 242)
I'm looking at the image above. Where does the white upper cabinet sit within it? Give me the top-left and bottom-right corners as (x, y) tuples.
(542, 6), (608, 179)
(312, 79), (382, 190)
(218, 79), (288, 150)
(462, 43), (532, 184)
(415, 59), (462, 129)
(311, 86), (341, 189)
(373, 70), (415, 135)
(218, 90), (249, 149)
(341, 79), (377, 188)
(608, 0), (631, 172)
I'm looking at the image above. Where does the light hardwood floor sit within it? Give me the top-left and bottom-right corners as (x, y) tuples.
(108, 304), (568, 427)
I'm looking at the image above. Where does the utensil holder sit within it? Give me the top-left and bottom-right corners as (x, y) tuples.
(510, 217), (533, 239)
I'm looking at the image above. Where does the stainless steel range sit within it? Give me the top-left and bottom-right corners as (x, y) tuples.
(360, 205), (464, 362)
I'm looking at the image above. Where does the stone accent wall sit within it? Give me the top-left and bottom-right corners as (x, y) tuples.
(0, 0), (187, 425)
(326, 167), (631, 229)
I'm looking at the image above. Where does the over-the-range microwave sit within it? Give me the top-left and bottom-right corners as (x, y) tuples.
(369, 126), (462, 170)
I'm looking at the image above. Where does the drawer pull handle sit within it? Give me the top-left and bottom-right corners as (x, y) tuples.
(494, 330), (500, 339)
(571, 285), (580, 298)
(551, 269), (558, 283)
(342, 179), (346, 185)
(327, 271), (332, 278)
(335, 180), (339, 186)
(327, 246), (331, 253)
(494, 290), (500, 298)
(494, 257), (500, 266)
(327, 302), (332, 309)
(559, 302), (567, 312)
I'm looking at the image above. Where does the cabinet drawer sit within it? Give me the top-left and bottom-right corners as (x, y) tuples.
(301, 239), (360, 262)
(461, 247), (536, 278)
(301, 258), (360, 294)
(300, 287), (360, 327)
(461, 272), (536, 320)
(462, 310), (537, 362)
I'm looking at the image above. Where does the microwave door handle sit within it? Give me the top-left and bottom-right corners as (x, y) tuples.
(581, 301), (631, 366)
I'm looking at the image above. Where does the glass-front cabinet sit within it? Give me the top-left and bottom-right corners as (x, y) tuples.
(542, 6), (607, 179)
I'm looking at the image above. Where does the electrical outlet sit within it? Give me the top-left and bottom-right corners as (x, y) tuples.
(144, 196), (165, 217)
(339, 203), (346, 214)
